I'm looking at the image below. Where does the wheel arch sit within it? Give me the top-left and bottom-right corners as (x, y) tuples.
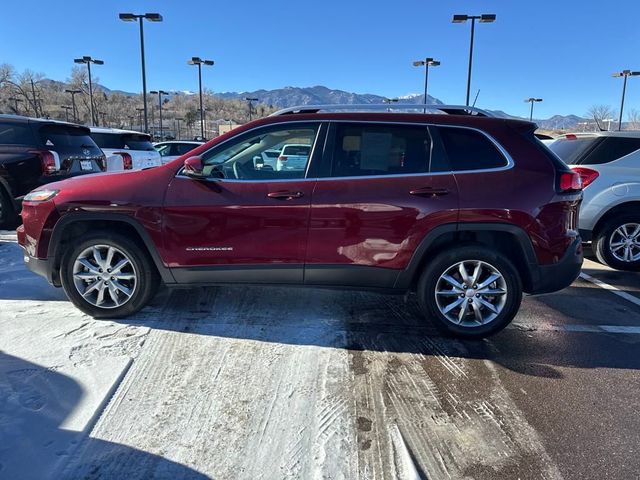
(592, 201), (640, 239)
(48, 213), (175, 287)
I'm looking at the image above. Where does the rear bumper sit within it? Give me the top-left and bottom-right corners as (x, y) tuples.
(527, 237), (583, 294)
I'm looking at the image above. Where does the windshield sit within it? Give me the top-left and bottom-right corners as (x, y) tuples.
(549, 137), (599, 165)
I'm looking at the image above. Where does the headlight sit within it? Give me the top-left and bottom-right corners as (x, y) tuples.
(24, 189), (59, 202)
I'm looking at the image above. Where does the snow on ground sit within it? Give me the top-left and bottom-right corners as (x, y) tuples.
(0, 232), (563, 479)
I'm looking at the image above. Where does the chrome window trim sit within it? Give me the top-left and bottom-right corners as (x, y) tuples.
(174, 119), (514, 183)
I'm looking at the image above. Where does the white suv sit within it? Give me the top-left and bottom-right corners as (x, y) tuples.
(549, 131), (640, 270)
(90, 127), (162, 172)
(154, 140), (203, 164)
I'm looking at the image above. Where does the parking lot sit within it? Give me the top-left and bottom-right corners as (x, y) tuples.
(1, 229), (638, 479)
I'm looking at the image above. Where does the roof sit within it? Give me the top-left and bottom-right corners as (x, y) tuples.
(0, 113), (87, 128)
(561, 131), (640, 139)
(89, 126), (149, 136)
(154, 140), (203, 145)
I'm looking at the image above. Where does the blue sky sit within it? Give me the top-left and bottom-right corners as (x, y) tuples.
(2, 0), (640, 118)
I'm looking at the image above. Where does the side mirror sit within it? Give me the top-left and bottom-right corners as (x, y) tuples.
(183, 156), (206, 178)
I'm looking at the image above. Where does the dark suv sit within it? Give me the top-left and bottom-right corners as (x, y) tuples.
(17, 105), (583, 337)
(0, 115), (105, 226)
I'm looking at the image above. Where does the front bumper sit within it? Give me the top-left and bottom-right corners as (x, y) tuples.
(527, 237), (583, 294)
(22, 251), (52, 283)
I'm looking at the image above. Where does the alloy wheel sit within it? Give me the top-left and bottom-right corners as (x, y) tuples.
(72, 244), (138, 309)
(435, 260), (508, 327)
(609, 223), (640, 263)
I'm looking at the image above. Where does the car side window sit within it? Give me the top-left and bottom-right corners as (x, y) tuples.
(330, 124), (430, 177)
(200, 125), (319, 180)
(581, 137), (640, 165)
(0, 123), (34, 145)
(176, 143), (197, 156)
(437, 126), (508, 171)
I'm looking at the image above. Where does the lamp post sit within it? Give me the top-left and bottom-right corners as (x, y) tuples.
(128, 115), (135, 130)
(73, 56), (103, 125)
(7, 97), (22, 115)
(136, 107), (144, 131)
(60, 105), (73, 122)
(175, 117), (183, 140)
(188, 57), (214, 139)
(383, 98), (399, 112)
(150, 90), (168, 140)
(613, 70), (640, 131)
(524, 98), (543, 121)
(119, 12), (163, 134)
(245, 97), (258, 121)
(452, 14), (496, 106)
(412, 58), (440, 113)
(64, 89), (82, 122)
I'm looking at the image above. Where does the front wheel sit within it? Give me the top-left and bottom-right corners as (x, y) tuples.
(417, 246), (523, 338)
(60, 232), (159, 318)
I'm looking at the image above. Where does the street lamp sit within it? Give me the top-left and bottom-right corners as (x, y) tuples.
(612, 70), (640, 131)
(61, 105), (73, 122)
(245, 97), (258, 121)
(64, 89), (82, 122)
(187, 57), (214, 140)
(452, 13), (496, 106)
(524, 98), (543, 121)
(73, 56), (104, 125)
(7, 97), (22, 115)
(413, 58), (440, 113)
(150, 90), (168, 140)
(119, 12), (163, 133)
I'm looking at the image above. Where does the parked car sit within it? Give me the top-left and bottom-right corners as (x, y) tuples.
(18, 105), (583, 338)
(276, 144), (311, 171)
(154, 141), (204, 164)
(549, 131), (640, 270)
(253, 149), (281, 170)
(90, 127), (161, 171)
(0, 115), (105, 227)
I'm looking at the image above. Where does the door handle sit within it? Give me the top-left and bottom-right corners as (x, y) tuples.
(409, 187), (450, 197)
(267, 190), (304, 200)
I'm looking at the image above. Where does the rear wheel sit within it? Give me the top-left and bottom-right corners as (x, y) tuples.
(594, 214), (640, 271)
(60, 231), (159, 318)
(417, 246), (522, 338)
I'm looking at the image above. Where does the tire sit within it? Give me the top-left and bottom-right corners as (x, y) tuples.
(60, 231), (160, 318)
(0, 187), (18, 229)
(417, 245), (523, 338)
(594, 214), (640, 271)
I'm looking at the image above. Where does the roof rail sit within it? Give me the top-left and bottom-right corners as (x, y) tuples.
(270, 104), (495, 117)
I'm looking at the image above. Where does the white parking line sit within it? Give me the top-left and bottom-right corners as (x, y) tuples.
(511, 323), (640, 334)
(579, 272), (640, 308)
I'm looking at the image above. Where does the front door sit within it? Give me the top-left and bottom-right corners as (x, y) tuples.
(305, 121), (459, 288)
(163, 122), (324, 284)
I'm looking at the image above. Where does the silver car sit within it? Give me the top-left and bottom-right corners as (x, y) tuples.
(549, 131), (640, 270)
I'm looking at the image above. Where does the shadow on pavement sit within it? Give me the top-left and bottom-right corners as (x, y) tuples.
(0, 351), (208, 479)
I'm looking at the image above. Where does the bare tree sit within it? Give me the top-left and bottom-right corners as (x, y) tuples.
(627, 108), (640, 130)
(587, 105), (617, 131)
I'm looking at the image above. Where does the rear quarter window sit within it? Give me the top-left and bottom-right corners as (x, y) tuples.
(437, 126), (507, 171)
(580, 137), (640, 165)
(0, 123), (34, 145)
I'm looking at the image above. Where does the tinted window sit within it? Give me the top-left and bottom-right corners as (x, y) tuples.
(0, 122), (33, 145)
(549, 137), (599, 165)
(92, 133), (154, 151)
(438, 127), (507, 171)
(175, 143), (199, 155)
(331, 124), (429, 177)
(282, 145), (310, 156)
(39, 125), (99, 150)
(581, 137), (640, 165)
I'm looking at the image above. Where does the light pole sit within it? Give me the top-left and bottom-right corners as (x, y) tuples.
(245, 97), (258, 122)
(8, 97), (22, 115)
(188, 57), (214, 139)
(175, 117), (183, 140)
(119, 12), (163, 134)
(73, 56), (103, 125)
(413, 58), (440, 113)
(452, 14), (496, 106)
(524, 98), (543, 121)
(136, 107), (144, 131)
(613, 70), (640, 131)
(150, 90), (168, 140)
(61, 105), (72, 122)
(128, 115), (135, 130)
(383, 98), (399, 112)
(65, 89), (82, 122)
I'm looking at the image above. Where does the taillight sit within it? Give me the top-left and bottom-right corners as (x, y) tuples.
(30, 149), (59, 175)
(559, 171), (582, 192)
(571, 167), (599, 188)
(278, 155), (288, 162)
(118, 152), (133, 170)
(565, 134), (578, 140)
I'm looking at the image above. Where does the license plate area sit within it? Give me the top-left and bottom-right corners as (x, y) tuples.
(80, 160), (93, 171)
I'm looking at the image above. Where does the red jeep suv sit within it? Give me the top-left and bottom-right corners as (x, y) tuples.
(17, 105), (583, 337)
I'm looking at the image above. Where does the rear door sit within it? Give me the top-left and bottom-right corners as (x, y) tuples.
(163, 122), (325, 284)
(305, 121), (458, 288)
